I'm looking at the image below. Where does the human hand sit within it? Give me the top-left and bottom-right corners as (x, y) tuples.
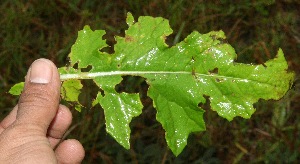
(0, 59), (85, 163)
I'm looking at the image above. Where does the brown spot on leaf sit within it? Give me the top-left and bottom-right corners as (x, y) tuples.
(125, 35), (134, 42)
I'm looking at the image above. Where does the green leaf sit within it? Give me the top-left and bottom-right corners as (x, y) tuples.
(147, 74), (206, 155)
(59, 67), (83, 111)
(96, 92), (142, 149)
(65, 14), (293, 155)
(61, 79), (82, 102)
(9, 82), (24, 95)
(60, 79), (83, 112)
(10, 13), (294, 156)
(69, 25), (112, 72)
(126, 12), (135, 26)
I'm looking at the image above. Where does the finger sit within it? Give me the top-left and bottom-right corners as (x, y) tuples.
(0, 105), (18, 133)
(47, 105), (72, 148)
(55, 139), (85, 164)
(16, 58), (61, 133)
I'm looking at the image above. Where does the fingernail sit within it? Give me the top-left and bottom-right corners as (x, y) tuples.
(29, 59), (53, 84)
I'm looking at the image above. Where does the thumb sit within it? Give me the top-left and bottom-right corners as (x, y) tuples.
(17, 58), (61, 132)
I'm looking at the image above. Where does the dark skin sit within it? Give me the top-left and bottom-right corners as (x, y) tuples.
(0, 59), (85, 163)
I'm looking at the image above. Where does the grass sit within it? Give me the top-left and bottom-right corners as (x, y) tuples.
(1, 0), (300, 163)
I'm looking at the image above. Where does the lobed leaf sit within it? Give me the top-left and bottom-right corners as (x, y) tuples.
(9, 13), (294, 156)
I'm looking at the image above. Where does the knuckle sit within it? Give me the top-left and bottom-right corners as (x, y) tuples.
(19, 85), (58, 109)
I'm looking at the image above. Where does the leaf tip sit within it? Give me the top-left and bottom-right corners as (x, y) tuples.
(274, 48), (291, 68)
(276, 48), (284, 59)
(83, 25), (91, 31)
(126, 12), (135, 26)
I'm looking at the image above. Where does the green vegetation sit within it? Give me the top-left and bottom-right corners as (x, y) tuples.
(1, 0), (299, 163)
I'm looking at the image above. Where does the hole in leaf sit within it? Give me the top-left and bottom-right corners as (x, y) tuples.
(165, 30), (178, 47)
(81, 65), (92, 72)
(211, 35), (227, 45)
(198, 95), (210, 110)
(192, 68), (196, 76)
(73, 63), (78, 69)
(216, 78), (221, 83)
(209, 68), (218, 74)
(115, 76), (146, 93)
(100, 30), (120, 54)
(191, 56), (196, 62)
(79, 79), (100, 107)
(100, 46), (114, 54)
(100, 89), (105, 97)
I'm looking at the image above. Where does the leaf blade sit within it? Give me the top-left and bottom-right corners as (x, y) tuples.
(97, 92), (143, 149)
(10, 13), (294, 156)
(66, 15), (294, 155)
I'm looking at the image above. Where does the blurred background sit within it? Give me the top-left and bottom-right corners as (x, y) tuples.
(1, 0), (299, 163)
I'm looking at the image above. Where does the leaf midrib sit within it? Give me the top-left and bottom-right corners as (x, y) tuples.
(60, 71), (274, 87)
